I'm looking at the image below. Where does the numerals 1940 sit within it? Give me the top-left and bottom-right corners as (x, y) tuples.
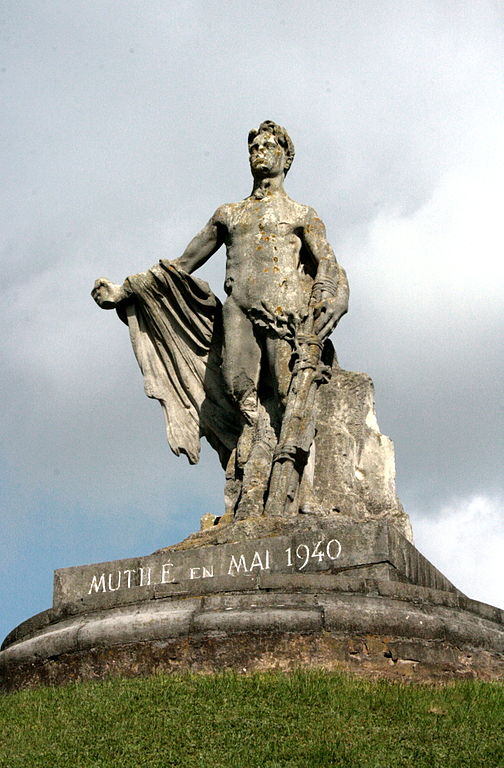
(285, 539), (341, 570)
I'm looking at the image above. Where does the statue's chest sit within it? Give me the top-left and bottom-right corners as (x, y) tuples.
(227, 203), (300, 238)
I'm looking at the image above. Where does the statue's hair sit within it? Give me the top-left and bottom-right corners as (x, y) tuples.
(248, 120), (295, 175)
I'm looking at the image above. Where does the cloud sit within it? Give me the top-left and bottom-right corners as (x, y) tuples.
(412, 494), (504, 609)
(335, 140), (504, 509)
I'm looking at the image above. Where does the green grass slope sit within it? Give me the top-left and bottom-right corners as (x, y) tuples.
(1, 671), (503, 767)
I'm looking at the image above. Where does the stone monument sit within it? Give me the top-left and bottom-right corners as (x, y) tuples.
(1, 122), (502, 689)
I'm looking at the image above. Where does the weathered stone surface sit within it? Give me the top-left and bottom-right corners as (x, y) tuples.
(49, 521), (454, 615)
(1, 585), (503, 691)
(314, 370), (410, 538)
(3, 633), (498, 692)
(2, 519), (503, 690)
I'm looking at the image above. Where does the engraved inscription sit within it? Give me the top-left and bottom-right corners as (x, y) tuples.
(228, 549), (270, 575)
(84, 536), (343, 597)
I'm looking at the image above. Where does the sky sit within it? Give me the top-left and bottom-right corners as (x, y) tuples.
(1, 0), (503, 642)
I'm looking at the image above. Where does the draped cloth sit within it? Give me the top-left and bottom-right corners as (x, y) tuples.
(117, 261), (240, 467)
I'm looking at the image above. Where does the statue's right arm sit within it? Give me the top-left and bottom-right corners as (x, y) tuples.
(91, 277), (131, 309)
(92, 211), (226, 308)
(171, 211), (226, 274)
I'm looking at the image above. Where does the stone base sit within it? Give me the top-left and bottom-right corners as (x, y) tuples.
(1, 521), (503, 690)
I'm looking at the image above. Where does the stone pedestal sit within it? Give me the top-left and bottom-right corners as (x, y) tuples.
(1, 519), (503, 690)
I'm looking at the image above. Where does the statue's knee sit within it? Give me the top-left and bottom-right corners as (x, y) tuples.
(227, 373), (258, 424)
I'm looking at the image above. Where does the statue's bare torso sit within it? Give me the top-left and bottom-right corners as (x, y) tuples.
(171, 190), (332, 417)
(216, 194), (315, 329)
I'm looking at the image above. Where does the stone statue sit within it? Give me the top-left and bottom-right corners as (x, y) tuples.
(92, 121), (409, 537)
(6, 122), (501, 692)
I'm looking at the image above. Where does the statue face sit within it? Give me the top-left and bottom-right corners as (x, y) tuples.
(249, 132), (286, 178)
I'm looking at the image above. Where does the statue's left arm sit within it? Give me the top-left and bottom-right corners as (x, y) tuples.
(301, 209), (349, 339)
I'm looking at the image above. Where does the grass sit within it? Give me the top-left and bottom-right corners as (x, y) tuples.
(0, 671), (503, 767)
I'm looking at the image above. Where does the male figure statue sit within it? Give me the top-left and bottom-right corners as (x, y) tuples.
(92, 121), (348, 520)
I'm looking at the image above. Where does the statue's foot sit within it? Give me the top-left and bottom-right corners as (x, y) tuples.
(298, 483), (326, 515)
(234, 489), (264, 521)
(299, 501), (326, 515)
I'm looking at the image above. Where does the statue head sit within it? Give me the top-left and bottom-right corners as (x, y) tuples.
(248, 120), (295, 178)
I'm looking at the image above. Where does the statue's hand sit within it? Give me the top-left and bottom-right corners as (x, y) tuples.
(313, 293), (342, 339)
(91, 278), (128, 309)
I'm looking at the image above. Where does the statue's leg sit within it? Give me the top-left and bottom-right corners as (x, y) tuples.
(265, 334), (322, 514)
(264, 335), (294, 420)
(222, 299), (278, 519)
(236, 334), (298, 520)
(222, 298), (261, 425)
(234, 404), (276, 520)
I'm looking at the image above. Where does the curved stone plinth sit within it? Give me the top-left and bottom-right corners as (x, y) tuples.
(1, 575), (503, 690)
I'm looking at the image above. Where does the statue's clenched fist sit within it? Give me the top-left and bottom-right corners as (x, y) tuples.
(91, 278), (128, 309)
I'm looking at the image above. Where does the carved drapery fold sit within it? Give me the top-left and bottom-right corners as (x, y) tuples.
(117, 261), (239, 466)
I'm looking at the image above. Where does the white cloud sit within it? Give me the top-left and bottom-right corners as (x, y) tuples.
(366, 130), (504, 307)
(412, 494), (504, 609)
